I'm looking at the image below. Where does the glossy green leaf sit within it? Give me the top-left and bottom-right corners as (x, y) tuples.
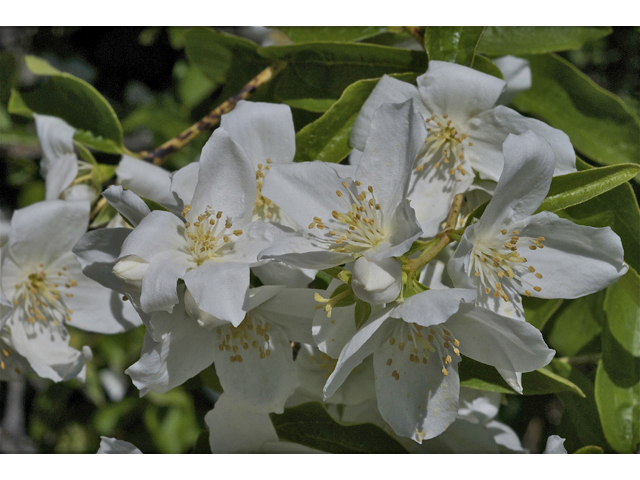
(459, 357), (584, 397)
(424, 27), (486, 66)
(294, 73), (417, 163)
(522, 297), (563, 330)
(557, 162), (640, 275)
(537, 163), (640, 213)
(545, 360), (610, 450)
(258, 42), (427, 102)
(184, 27), (271, 95)
(14, 56), (123, 147)
(471, 54), (504, 79)
(354, 299), (372, 329)
(73, 130), (125, 155)
(512, 54), (639, 177)
(547, 291), (605, 357)
(595, 358), (640, 453)
(604, 268), (640, 356)
(283, 98), (337, 113)
(277, 27), (387, 44)
(573, 445), (603, 454)
(270, 402), (407, 453)
(140, 196), (170, 213)
(478, 27), (612, 56)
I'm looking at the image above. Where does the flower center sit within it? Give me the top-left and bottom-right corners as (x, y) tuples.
(415, 114), (473, 177)
(11, 264), (77, 331)
(471, 228), (545, 301)
(385, 323), (461, 380)
(181, 204), (243, 265)
(308, 180), (386, 254)
(254, 159), (282, 222)
(215, 314), (272, 363)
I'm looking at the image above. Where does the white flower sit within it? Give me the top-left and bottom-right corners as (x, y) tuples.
(97, 437), (142, 454)
(112, 127), (291, 324)
(204, 394), (324, 453)
(543, 435), (567, 454)
(126, 285), (319, 414)
(260, 100), (425, 304)
(349, 61), (575, 236)
(322, 287), (554, 443)
(34, 114), (97, 202)
(0, 200), (138, 381)
(448, 131), (628, 320)
(493, 55), (532, 106)
(220, 100), (317, 287)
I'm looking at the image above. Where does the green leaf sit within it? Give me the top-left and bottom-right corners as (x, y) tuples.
(16, 56), (123, 147)
(424, 27), (486, 66)
(547, 360), (610, 450)
(522, 297), (563, 330)
(478, 27), (613, 56)
(294, 73), (417, 164)
(595, 269), (640, 453)
(184, 27), (271, 95)
(558, 171), (640, 275)
(140, 196), (170, 213)
(354, 300), (372, 329)
(270, 402), (407, 453)
(471, 55), (504, 79)
(283, 98), (337, 113)
(536, 163), (640, 213)
(459, 357), (584, 397)
(573, 445), (603, 454)
(258, 42), (427, 102)
(604, 268), (640, 356)
(277, 27), (387, 44)
(7, 89), (33, 118)
(93, 164), (118, 185)
(512, 54), (639, 177)
(595, 358), (640, 453)
(547, 291), (605, 357)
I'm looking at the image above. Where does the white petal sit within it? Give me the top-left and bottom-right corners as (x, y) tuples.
(8, 200), (89, 268)
(493, 56), (532, 106)
(102, 185), (151, 227)
(470, 106), (576, 177)
(351, 75), (425, 151)
(212, 321), (298, 413)
(365, 199), (422, 261)
(457, 388), (501, 424)
(259, 236), (353, 270)
(513, 211), (628, 299)
(324, 307), (395, 398)
(34, 114), (78, 200)
(355, 100), (427, 220)
(183, 261), (249, 326)
(256, 287), (320, 345)
(205, 394), (278, 453)
(396, 288), (477, 327)
(543, 435), (568, 454)
(97, 437), (142, 454)
(8, 317), (92, 382)
(116, 156), (178, 210)
(170, 162), (199, 209)
(352, 256), (401, 305)
(313, 279), (358, 358)
(475, 131), (555, 238)
(496, 368), (524, 394)
(112, 255), (148, 291)
(60, 253), (141, 333)
(252, 261), (316, 287)
(486, 420), (527, 452)
(446, 307), (555, 375)
(119, 210), (187, 261)
(140, 250), (192, 313)
(126, 312), (217, 395)
(261, 161), (351, 232)
(373, 319), (460, 442)
(189, 128), (256, 225)
(417, 61), (505, 120)
(72, 228), (131, 293)
(220, 100), (295, 166)
(225, 221), (293, 265)
(63, 184), (98, 202)
(418, 416), (499, 453)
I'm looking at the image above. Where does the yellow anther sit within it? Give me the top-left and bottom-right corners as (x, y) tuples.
(386, 358), (392, 366)
(442, 368), (449, 376)
(336, 190), (343, 197)
(501, 229), (507, 235)
(535, 273), (543, 279)
(389, 338), (396, 345)
(534, 286), (542, 292)
(233, 230), (243, 236)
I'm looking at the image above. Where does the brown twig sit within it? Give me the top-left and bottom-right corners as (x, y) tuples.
(140, 61), (287, 166)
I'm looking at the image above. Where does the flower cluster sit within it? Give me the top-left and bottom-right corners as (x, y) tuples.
(1, 60), (628, 452)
